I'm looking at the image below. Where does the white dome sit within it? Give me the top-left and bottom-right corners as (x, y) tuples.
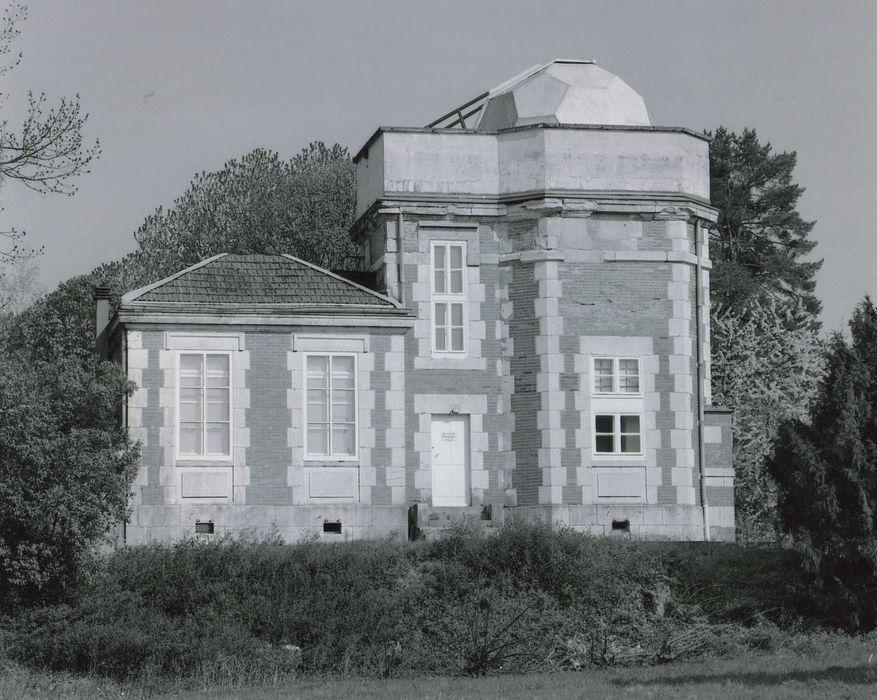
(476, 60), (650, 131)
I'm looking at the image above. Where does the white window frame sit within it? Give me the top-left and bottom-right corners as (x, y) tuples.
(591, 357), (642, 397)
(302, 352), (359, 462)
(592, 413), (644, 457)
(430, 240), (468, 356)
(175, 350), (233, 461)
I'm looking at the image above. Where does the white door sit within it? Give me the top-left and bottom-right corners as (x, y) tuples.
(431, 414), (469, 507)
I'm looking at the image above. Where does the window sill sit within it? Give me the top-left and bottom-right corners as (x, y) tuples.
(592, 455), (646, 463)
(176, 458), (233, 466)
(591, 393), (644, 399)
(416, 356), (486, 371)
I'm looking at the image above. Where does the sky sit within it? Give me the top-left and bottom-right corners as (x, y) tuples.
(3, 0), (876, 333)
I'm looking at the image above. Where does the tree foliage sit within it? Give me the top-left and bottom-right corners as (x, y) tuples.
(768, 297), (877, 629)
(0, 354), (139, 606)
(0, 1), (100, 283)
(711, 300), (824, 541)
(133, 143), (358, 281)
(0, 255), (40, 312)
(0, 3), (100, 196)
(7, 142), (359, 365)
(709, 127), (821, 321)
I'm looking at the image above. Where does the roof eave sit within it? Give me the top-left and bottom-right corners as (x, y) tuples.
(118, 302), (413, 317)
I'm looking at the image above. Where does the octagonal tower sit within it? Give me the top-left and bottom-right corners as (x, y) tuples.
(352, 60), (734, 541)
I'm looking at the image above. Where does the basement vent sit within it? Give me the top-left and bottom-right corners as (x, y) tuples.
(195, 521), (214, 535)
(323, 521), (342, 535)
(611, 519), (630, 533)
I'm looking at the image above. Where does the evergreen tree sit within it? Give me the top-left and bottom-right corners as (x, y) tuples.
(711, 299), (824, 541)
(709, 127), (821, 321)
(768, 297), (877, 629)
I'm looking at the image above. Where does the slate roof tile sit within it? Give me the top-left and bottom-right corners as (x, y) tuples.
(132, 254), (394, 307)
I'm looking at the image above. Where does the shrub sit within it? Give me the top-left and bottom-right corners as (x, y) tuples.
(9, 522), (817, 684)
(0, 356), (139, 607)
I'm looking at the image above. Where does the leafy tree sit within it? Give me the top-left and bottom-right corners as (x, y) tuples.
(0, 354), (139, 606)
(711, 300), (824, 541)
(709, 127), (821, 321)
(133, 143), (358, 281)
(0, 3), (100, 195)
(7, 142), (359, 366)
(0, 255), (40, 312)
(768, 297), (877, 629)
(0, 2), (100, 276)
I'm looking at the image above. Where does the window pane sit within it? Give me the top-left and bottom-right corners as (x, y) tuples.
(308, 401), (328, 422)
(206, 355), (229, 387)
(450, 270), (463, 294)
(206, 388), (229, 421)
(180, 388), (202, 421)
(450, 302), (463, 326)
(180, 424), (202, 454)
(332, 424), (355, 456)
(206, 424), (230, 455)
(307, 388), (327, 404)
(433, 245), (446, 293)
(594, 358), (613, 374)
(594, 358), (614, 392)
(180, 354), (203, 388)
(594, 375), (613, 392)
(449, 245), (463, 269)
(619, 374), (640, 393)
(331, 356), (355, 389)
(433, 244), (446, 271)
(595, 415), (614, 434)
(181, 354), (202, 372)
(451, 327), (464, 352)
(307, 426), (329, 456)
(434, 269), (445, 294)
(332, 392), (356, 422)
(619, 359), (640, 393)
(435, 303), (447, 351)
(595, 435), (614, 453)
(620, 415), (641, 434)
(307, 356), (329, 388)
(621, 435), (641, 453)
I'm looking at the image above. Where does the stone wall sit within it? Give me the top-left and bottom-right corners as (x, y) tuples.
(124, 325), (410, 543)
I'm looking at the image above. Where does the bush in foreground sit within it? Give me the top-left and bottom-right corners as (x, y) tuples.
(9, 521), (811, 686)
(0, 356), (139, 608)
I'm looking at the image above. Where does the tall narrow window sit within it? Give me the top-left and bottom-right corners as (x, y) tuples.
(179, 353), (231, 457)
(432, 242), (466, 353)
(305, 354), (357, 459)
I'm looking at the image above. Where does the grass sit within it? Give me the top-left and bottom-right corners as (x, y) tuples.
(3, 635), (876, 699)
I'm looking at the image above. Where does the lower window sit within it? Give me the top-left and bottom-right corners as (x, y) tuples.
(178, 352), (231, 458)
(305, 354), (357, 459)
(594, 414), (642, 455)
(434, 301), (465, 352)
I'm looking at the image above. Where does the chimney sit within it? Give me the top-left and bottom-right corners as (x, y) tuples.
(94, 287), (112, 360)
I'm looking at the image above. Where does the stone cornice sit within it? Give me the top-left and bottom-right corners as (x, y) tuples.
(354, 123), (711, 162)
(352, 192), (718, 233)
